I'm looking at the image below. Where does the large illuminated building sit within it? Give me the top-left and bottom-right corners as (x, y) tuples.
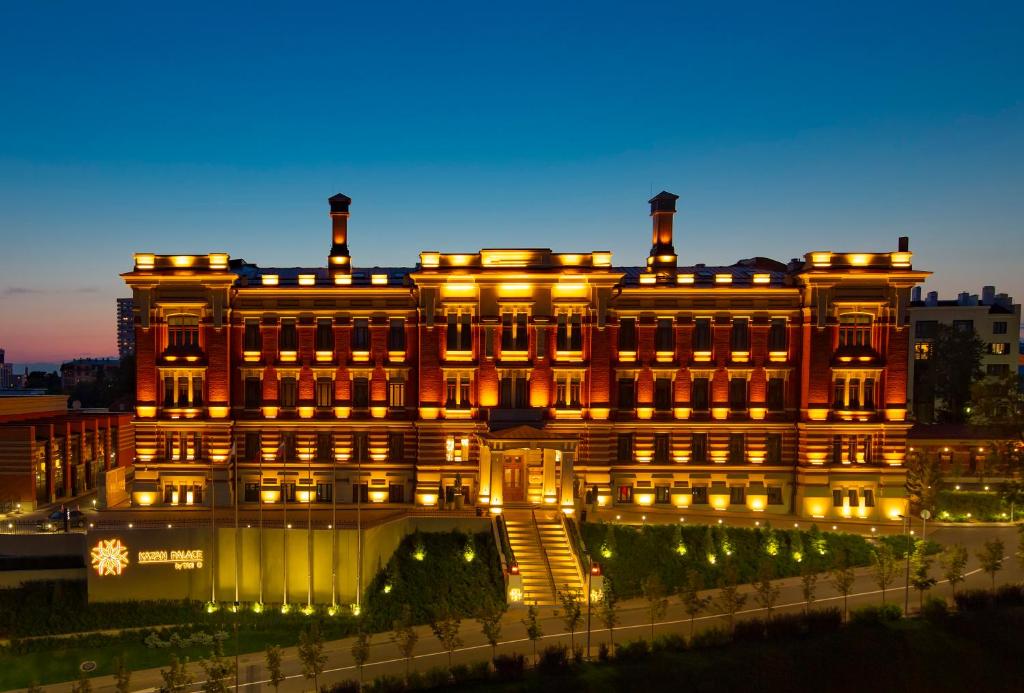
(122, 192), (927, 521)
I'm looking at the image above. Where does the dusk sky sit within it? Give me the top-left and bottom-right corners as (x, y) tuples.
(1, 1), (1021, 367)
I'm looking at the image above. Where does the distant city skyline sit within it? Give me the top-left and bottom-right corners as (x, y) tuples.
(1, 1), (1022, 363)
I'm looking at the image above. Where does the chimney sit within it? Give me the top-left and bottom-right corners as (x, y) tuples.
(911, 286), (922, 302)
(982, 285), (995, 305)
(898, 236), (909, 252)
(647, 191), (679, 282)
(926, 291), (938, 306)
(328, 193), (352, 278)
(957, 292), (970, 306)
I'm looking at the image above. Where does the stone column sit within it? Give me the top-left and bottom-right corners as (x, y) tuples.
(543, 448), (557, 504)
(559, 451), (574, 508)
(478, 445), (492, 505)
(489, 450), (504, 508)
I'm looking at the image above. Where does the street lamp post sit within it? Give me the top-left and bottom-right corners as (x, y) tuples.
(900, 513), (911, 615)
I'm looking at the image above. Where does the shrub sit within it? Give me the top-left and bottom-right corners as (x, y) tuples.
(954, 589), (994, 611)
(364, 674), (404, 693)
(689, 628), (731, 649)
(492, 653), (525, 681)
(921, 597), (950, 624)
(422, 667), (450, 688)
(850, 604), (902, 625)
(732, 618), (767, 641)
(321, 681), (359, 693)
(936, 490), (1004, 521)
(537, 645), (571, 675)
(994, 584), (1024, 607)
(614, 639), (650, 659)
(652, 633), (687, 653)
(467, 660), (491, 682)
(597, 642), (610, 662)
(803, 608), (843, 634)
(765, 612), (807, 639)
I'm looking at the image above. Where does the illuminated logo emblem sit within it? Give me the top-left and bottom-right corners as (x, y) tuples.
(91, 538), (130, 576)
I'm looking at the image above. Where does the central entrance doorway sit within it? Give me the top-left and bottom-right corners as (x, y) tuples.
(502, 453), (525, 502)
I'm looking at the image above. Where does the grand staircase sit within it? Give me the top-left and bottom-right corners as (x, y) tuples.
(504, 510), (585, 607)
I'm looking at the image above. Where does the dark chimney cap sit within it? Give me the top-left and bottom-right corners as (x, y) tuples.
(648, 191), (679, 214)
(329, 193), (352, 214)
(898, 236), (909, 252)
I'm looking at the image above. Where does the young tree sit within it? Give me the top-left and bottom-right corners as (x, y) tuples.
(159, 655), (192, 693)
(70, 672), (91, 693)
(598, 579), (620, 654)
(905, 451), (942, 514)
(350, 630), (372, 688)
(393, 605), (419, 681)
(476, 602), (505, 664)
(264, 645), (285, 693)
(829, 560), (856, 623)
(870, 543), (900, 604)
(298, 623), (328, 692)
(557, 585), (583, 654)
(641, 574), (669, 642)
(998, 481), (1024, 522)
(679, 568), (712, 640)
(930, 323), (985, 423)
(113, 656), (131, 693)
(430, 611), (463, 673)
(941, 544), (969, 596)
(1017, 525), (1024, 570)
(715, 562), (747, 634)
(522, 605), (543, 666)
(200, 645), (233, 693)
(909, 539), (938, 610)
(753, 559), (781, 615)
(977, 537), (1006, 593)
(800, 562), (819, 614)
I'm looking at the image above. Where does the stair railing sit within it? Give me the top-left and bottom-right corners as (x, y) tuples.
(559, 511), (590, 592)
(531, 508), (558, 600)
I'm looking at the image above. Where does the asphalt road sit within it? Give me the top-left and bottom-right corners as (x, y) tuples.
(14, 523), (1020, 693)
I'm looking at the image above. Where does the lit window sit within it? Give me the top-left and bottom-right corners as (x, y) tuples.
(838, 313), (872, 347)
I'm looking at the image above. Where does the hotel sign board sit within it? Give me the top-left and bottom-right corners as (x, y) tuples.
(86, 528), (212, 602)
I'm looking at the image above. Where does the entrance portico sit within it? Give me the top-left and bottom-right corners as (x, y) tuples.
(476, 425), (578, 512)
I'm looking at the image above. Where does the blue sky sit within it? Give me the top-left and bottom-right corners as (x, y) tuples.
(1, 0), (1021, 363)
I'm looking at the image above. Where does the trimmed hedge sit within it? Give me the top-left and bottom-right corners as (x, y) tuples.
(936, 490), (1007, 521)
(363, 530), (504, 631)
(580, 522), (884, 598)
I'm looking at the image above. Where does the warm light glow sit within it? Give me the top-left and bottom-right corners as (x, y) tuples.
(749, 407), (766, 420)
(417, 492), (438, 506)
(807, 408), (828, 421)
(715, 273), (733, 284)
(262, 406), (279, 419)
(885, 409), (907, 422)
(262, 274), (279, 286)
(635, 493), (655, 506)
(133, 491), (156, 506)
(552, 283), (588, 299)
(636, 407), (653, 420)
(91, 538), (130, 576)
(891, 251), (912, 267)
(848, 253), (872, 266)
(639, 273), (657, 285)
(208, 253), (229, 269)
(589, 407), (609, 420)
(298, 406), (315, 419)
(208, 406), (230, 419)
(497, 283), (532, 297)
(678, 273), (695, 284)
(279, 350), (297, 362)
(811, 252), (832, 267)
(712, 407), (729, 420)
(769, 351), (788, 362)
(371, 274), (388, 285)
(334, 274), (352, 285)
(298, 274), (316, 286)
(753, 273), (771, 284)
(136, 405), (156, 418)
(420, 251), (440, 267)
(171, 255), (194, 268)
(134, 253), (155, 269)
(692, 350), (712, 362)
(673, 407), (691, 420)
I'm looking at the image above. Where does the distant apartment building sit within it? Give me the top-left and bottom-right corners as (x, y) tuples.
(0, 349), (12, 390)
(117, 298), (135, 359)
(908, 285), (1021, 422)
(60, 358), (120, 391)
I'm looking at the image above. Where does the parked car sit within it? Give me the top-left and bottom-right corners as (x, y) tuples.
(36, 509), (87, 532)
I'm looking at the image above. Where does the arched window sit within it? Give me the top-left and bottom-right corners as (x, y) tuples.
(167, 314), (200, 350)
(838, 313), (872, 348)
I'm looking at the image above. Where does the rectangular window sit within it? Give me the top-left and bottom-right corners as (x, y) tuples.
(655, 485), (671, 504)
(832, 435), (843, 464)
(569, 376), (581, 407)
(728, 433), (745, 464)
(388, 380), (405, 408)
(316, 378), (333, 408)
(833, 379), (845, 408)
(989, 342), (1010, 355)
(316, 433), (332, 461)
(987, 363), (1010, 376)
(731, 318), (750, 352)
(767, 377), (785, 411)
(244, 319), (261, 351)
(768, 318), (787, 352)
(569, 314), (583, 351)
(316, 482), (333, 503)
(167, 314), (200, 350)
(514, 312), (528, 350)
(847, 489), (858, 506)
(832, 489), (843, 507)
(244, 432), (260, 460)
(279, 319), (297, 351)
(654, 378), (672, 411)
(992, 321), (1008, 335)
(164, 376), (174, 407)
(618, 317), (637, 351)
(245, 377), (261, 409)
(693, 318), (712, 352)
(615, 485), (633, 504)
(352, 432), (369, 462)
(388, 433), (404, 462)
(500, 312), (524, 352)
(838, 314), (871, 347)
(863, 435), (873, 464)
(730, 486), (746, 505)
(691, 433), (708, 463)
(767, 486), (783, 505)
(654, 434), (670, 464)
(351, 483), (369, 503)
(352, 318), (370, 351)
(952, 319), (973, 334)
(864, 378), (875, 409)
(556, 313), (568, 351)
(692, 378), (709, 412)
(617, 378), (635, 410)
(766, 433), (782, 465)
(352, 377), (369, 409)
(728, 377), (747, 411)
(848, 378), (861, 408)
(177, 377), (189, 407)
(389, 484), (405, 503)
(244, 482), (260, 503)
(863, 489), (875, 507)
(279, 433), (296, 461)
(316, 319), (333, 352)
(191, 377), (203, 406)
(280, 377), (297, 408)
(388, 318), (406, 351)
(616, 434), (633, 462)
(914, 320), (938, 339)
(691, 486), (708, 505)
(448, 313), (460, 351)
(655, 318), (674, 352)
(459, 313), (472, 351)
